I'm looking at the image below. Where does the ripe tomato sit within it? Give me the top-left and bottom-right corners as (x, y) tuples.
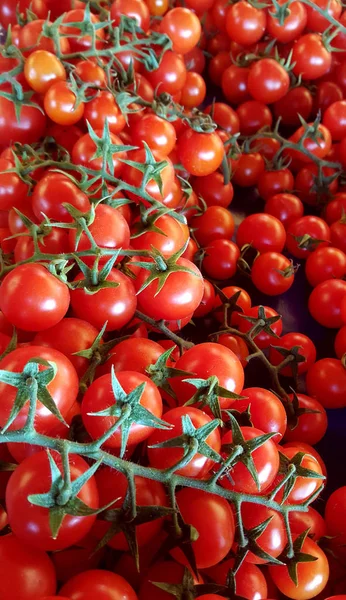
(289, 123), (332, 162)
(330, 219), (346, 254)
(267, 0), (307, 43)
(0, 158), (29, 212)
(308, 279), (346, 328)
(178, 129), (224, 177)
(83, 92), (126, 135)
(194, 279), (216, 318)
(236, 100), (273, 135)
(14, 229), (69, 263)
(241, 503), (287, 564)
(6, 451), (99, 551)
(93, 468), (167, 550)
(226, 1), (266, 45)
(251, 252), (294, 296)
(0, 97), (46, 148)
(131, 114), (176, 156)
(171, 488), (235, 569)
(0, 264), (70, 332)
(292, 33), (332, 80)
(236, 214), (286, 253)
(32, 172), (90, 223)
(81, 371), (163, 449)
(335, 325), (346, 358)
(273, 86), (313, 126)
(70, 269), (137, 332)
(272, 446), (324, 504)
(216, 333), (249, 367)
(122, 148), (175, 205)
(0, 534), (56, 600)
(61, 9), (106, 52)
(269, 536), (329, 600)
(306, 0), (342, 31)
(230, 388), (287, 441)
(306, 358), (346, 409)
(191, 206), (234, 246)
(148, 406), (221, 477)
(213, 285), (252, 327)
(264, 193), (304, 229)
(97, 337), (164, 378)
(286, 216), (331, 259)
(289, 506), (326, 541)
(282, 441), (327, 476)
(231, 152), (265, 187)
(238, 305), (283, 349)
(160, 7), (201, 54)
(0, 0), (48, 27)
(145, 51), (187, 95)
(284, 393), (327, 446)
(131, 214), (188, 259)
(325, 486), (346, 536)
(315, 81), (343, 115)
(111, 0), (150, 30)
(171, 342), (244, 408)
(204, 102), (240, 135)
(180, 71), (206, 108)
(24, 50), (66, 94)
(220, 426), (280, 494)
(72, 130), (127, 178)
(248, 59), (290, 104)
(44, 81), (84, 126)
(258, 168), (294, 201)
(139, 560), (200, 600)
(206, 556), (268, 600)
(19, 19), (70, 56)
(269, 332), (317, 376)
(305, 246), (346, 287)
(192, 172), (234, 208)
(221, 64), (251, 104)
(60, 570), (137, 600)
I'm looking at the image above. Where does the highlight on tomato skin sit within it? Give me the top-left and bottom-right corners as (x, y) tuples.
(0, 1), (345, 598)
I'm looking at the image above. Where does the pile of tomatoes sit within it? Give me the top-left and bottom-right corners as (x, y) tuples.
(0, 0), (346, 599)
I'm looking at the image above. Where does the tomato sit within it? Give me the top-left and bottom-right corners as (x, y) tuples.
(75, 59), (107, 87)
(331, 219), (346, 254)
(226, 1), (266, 45)
(230, 388), (287, 441)
(213, 285), (252, 327)
(267, 0), (307, 43)
(324, 192), (346, 223)
(248, 59), (290, 104)
(135, 257), (204, 321)
(0, 533), (56, 600)
(306, 0), (342, 31)
(236, 214), (286, 253)
(325, 486), (346, 537)
(0, 158), (29, 212)
(14, 228), (69, 262)
(192, 172), (234, 208)
(241, 503), (287, 564)
(284, 393), (328, 445)
(97, 337), (164, 378)
(270, 446), (323, 504)
(131, 114), (176, 156)
(314, 81), (343, 115)
(24, 50), (66, 94)
(81, 370), (163, 449)
(93, 468), (167, 550)
(122, 148), (175, 205)
(231, 152), (265, 187)
(0, 97), (46, 149)
(171, 342), (244, 409)
(216, 333), (249, 367)
(72, 130), (127, 178)
(292, 34), (332, 80)
(0, 0), (48, 27)
(206, 556), (268, 600)
(83, 92), (126, 135)
(131, 213), (188, 259)
(286, 216), (331, 259)
(251, 252), (294, 296)
(32, 172), (90, 223)
(305, 246), (346, 287)
(148, 406), (221, 477)
(171, 488), (235, 569)
(306, 358), (346, 409)
(6, 451), (98, 551)
(160, 7), (201, 54)
(111, 0), (150, 30)
(269, 332), (317, 376)
(146, 51), (187, 95)
(309, 279), (346, 328)
(178, 129), (224, 177)
(0, 264), (70, 332)
(289, 506), (326, 541)
(258, 168), (294, 201)
(44, 81), (84, 126)
(184, 46), (206, 74)
(191, 206), (234, 247)
(33, 318), (99, 377)
(273, 86), (313, 127)
(60, 570), (137, 600)
(289, 123), (332, 162)
(61, 9), (105, 52)
(220, 426), (279, 494)
(269, 536), (329, 600)
(19, 20), (70, 56)
(139, 560), (201, 600)
(236, 100), (273, 135)
(221, 64), (251, 105)
(238, 306), (283, 349)
(295, 164), (338, 206)
(335, 325), (346, 358)
(264, 193), (304, 229)
(71, 269), (137, 332)
(204, 102), (240, 136)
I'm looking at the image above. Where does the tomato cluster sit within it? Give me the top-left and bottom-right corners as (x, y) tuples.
(0, 0), (346, 599)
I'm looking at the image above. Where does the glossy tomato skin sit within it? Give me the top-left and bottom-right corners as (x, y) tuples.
(81, 371), (163, 449)
(230, 387), (287, 441)
(0, 264), (70, 332)
(251, 252), (294, 296)
(213, 285), (252, 327)
(0, 96), (46, 148)
(60, 569), (138, 600)
(0, 346), (78, 433)
(267, 0), (307, 42)
(0, 533), (56, 600)
(148, 406), (221, 477)
(269, 332), (317, 376)
(305, 246), (346, 287)
(258, 168), (294, 201)
(221, 64), (251, 104)
(24, 50), (66, 94)
(239, 306), (283, 349)
(308, 279), (346, 328)
(131, 214), (188, 259)
(241, 503), (287, 564)
(111, 0), (150, 30)
(171, 342), (244, 408)
(192, 172), (234, 208)
(236, 213), (286, 253)
(172, 488), (235, 569)
(202, 239), (240, 280)
(325, 486), (346, 537)
(97, 337), (164, 378)
(269, 537), (329, 600)
(122, 148), (175, 205)
(284, 393), (327, 445)
(32, 172), (90, 223)
(93, 468), (167, 550)
(270, 446), (323, 504)
(273, 86), (313, 126)
(205, 557), (268, 600)
(72, 130), (127, 178)
(70, 269), (137, 332)
(145, 50), (187, 95)
(236, 100), (273, 135)
(33, 318), (99, 377)
(178, 129), (224, 177)
(306, 358), (346, 409)
(191, 206), (235, 246)
(289, 506), (326, 541)
(226, 1), (266, 45)
(44, 82), (84, 126)
(231, 152), (265, 187)
(131, 113), (176, 155)
(286, 216), (331, 259)
(0, 158), (28, 211)
(248, 58), (290, 103)
(292, 34), (332, 80)
(220, 426), (280, 494)
(160, 7), (201, 54)
(6, 451), (99, 551)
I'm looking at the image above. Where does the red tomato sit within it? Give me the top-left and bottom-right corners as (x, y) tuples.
(72, 130), (127, 178)
(236, 213), (286, 253)
(206, 556), (268, 600)
(226, 1), (266, 45)
(122, 148), (175, 205)
(0, 97), (46, 149)
(238, 305), (283, 349)
(160, 7), (201, 54)
(264, 193), (304, 229)
(335, 325), (346, 358)
(83, 92), (126, 135)
(306, 358), (346, 408)
(251, 252), (295, 296)
(178, 129), (224, 177)
(306, 0), (342, 31)
(32, 172), (90, 223)
(204, 102), (240, 135)
(308, 279), (346, 328)
(314, 81), (343, 115)
(171, 488), (235, 569)
(231, 152), (265, 187)
(220, 426), (280, 494)
(270, 446), (323, 504)
(6, 451), (98, 551)
(258, 168), (294, 201)
(61, 9), (106, 52)
(111, 0), (150, 30)
(171, 342), (244, 409)
(230, 387), (287, 441)
(330, 219), (346, 254)
(131, 214), (188, 259)
(81, 371), (163, 449)
(145, 51), (187, 95)
(0, 534), (56, 600)
(241, 503), (287, 564)
(60, 570), (138, 600)
(273, 86), (313, 126)
(248, 59), (290, 104)
(221, 64), (251, 104)
(0, 158), (29, 211)
(325, 486), (346, 536)
(44, 82), (84, 126)
(305, 246), (346, 287)
(267, 0), (307, 43)
(289, 506), (326, 541)
(284, 393), (328, 446)
(0, 264), (69, 332)
(131, 114), (176, 156)
(236, 100), (273, 135)
(286, 215), (331, 259)
(191, 206), (235, 247)
(269, 332), (316, 376)
(192, 172), (234, 208)
(97, 337), (164, 378)
(216, 333), (249, 367)
(213, 285), (252, 327)
(292, 33), (332, 80)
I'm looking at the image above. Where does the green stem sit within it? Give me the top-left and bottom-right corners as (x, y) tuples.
(134, 310), (194, 351)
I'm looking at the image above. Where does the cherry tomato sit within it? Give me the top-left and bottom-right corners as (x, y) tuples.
(206, 557), (268, 600)
(236, 100), (273, 135)
(286, 215), (331, 259)
(231, 152), (265, 187)
(222, 64), (251, 105)
(305, 246), (346, 287)
(284, 393), (328, 446)
(238, 305), (283, 349)
(44, 81), (84, 126)
(24, 50), (66, 94)
(306, 358), (346, 408)
(60, 569), (138, 600)
(83, 92), (126, 135)
(0, 97), (46, 149)
(178, 129), (224, 177)
(273, 86), (313, 126)
(111, 0), (150, 30)
(192, 172), (234, 208)
(289, 506), (326, 541)
(258, 168), (294, 201)
(292, 33), (332, 80)
(213, 285), (252, 327)
(32, 172), (90, 223)
(131, 114), (176, 156)
(160, 7), (201, 54)
(248, 59), (290, 104)
(97, 337), (164, 378)
(251, 252), (295, 296)
(308, 279), (346, 328)
(230, 387), (287, 441)
(145, 51), (187, 95)
(241, 503), (287, 564)
(267, 0), (307, 43)
(226, 1), (266, 46)
(72, 130), (127, 178)
(191, 206), (234, 247)
(269, 332), (317, 376)
(265, 193), (304, 229)
(335, 326), (346, 358)
(270, 446), (323, 504)
(236, 213), (286, 253)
